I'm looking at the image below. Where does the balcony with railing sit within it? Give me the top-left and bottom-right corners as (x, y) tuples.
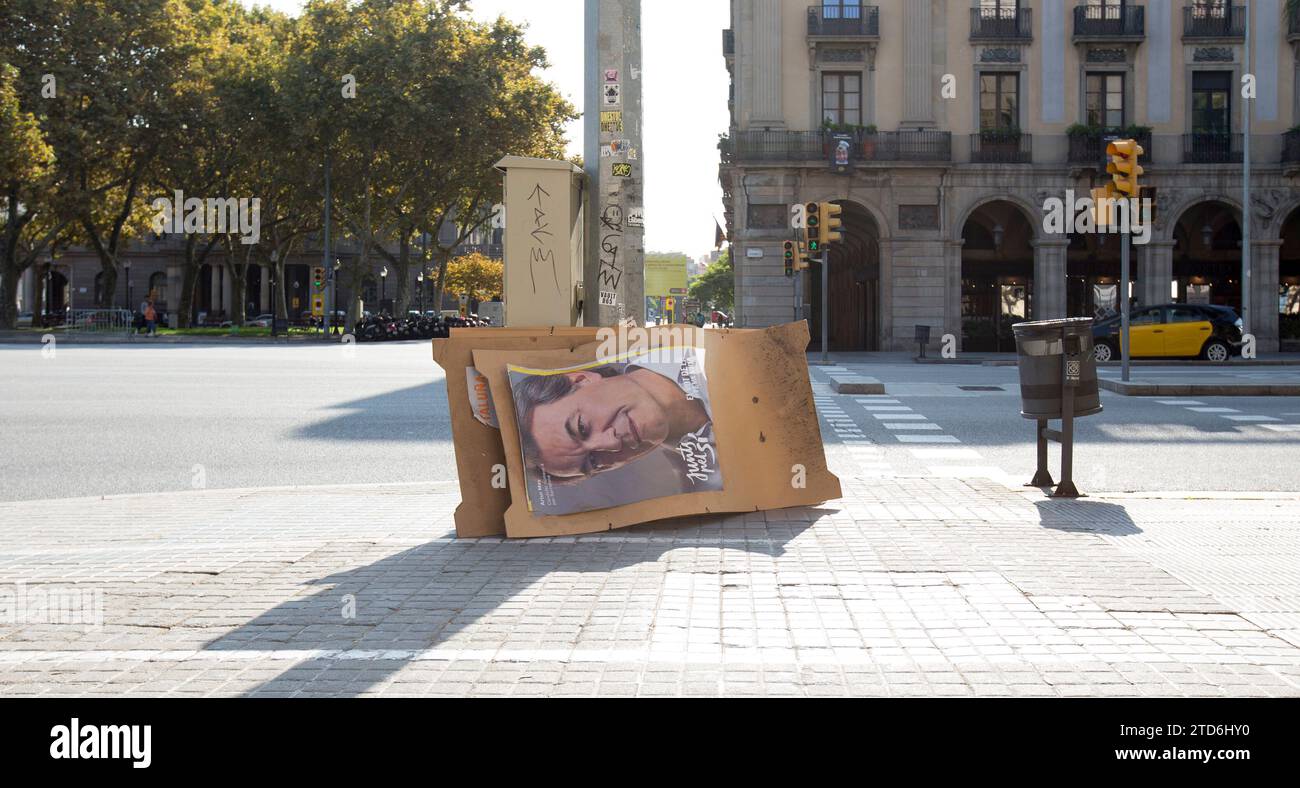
(1067, 128), (1153, 165)
(970, 131), (1032, 163)
(1290, 5), (1300, 41)
(970, 7), (1033, 41)
(1073, 4), (1145, 41)
(806, 5), (880, 39)
(1182, 4), (1245, 40)
(722, 28), (734, 57)
(721, 129), (951, 164)
(1283, 129), (1300, 165)
(1183, 132), (1243, 163)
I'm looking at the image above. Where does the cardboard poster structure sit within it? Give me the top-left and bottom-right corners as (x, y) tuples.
(470, 322), (840, 538)
(432, 327), (603, 537)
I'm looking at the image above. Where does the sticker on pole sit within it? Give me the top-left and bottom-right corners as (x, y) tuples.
(600, 111), (623, 133)
(599, 291), (617, 307)
(603, 83), (621, 108)
(627, 207), (644, 227)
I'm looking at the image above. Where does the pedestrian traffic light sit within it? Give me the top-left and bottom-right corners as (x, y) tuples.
(805, 202), (822, 253)
(783, 241), (796, 278)
(1107, 139), (1144, 199)
(312, 267), (325, 290)
(821, 202), (843, 245)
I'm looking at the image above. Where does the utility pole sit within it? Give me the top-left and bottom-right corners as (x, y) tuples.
(1242, 1), (1252, 340)
(322, 153), (333, 338)
(584, 0), (645, 327)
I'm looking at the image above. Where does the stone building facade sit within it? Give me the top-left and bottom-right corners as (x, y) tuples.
(721, 0), (1300, 353)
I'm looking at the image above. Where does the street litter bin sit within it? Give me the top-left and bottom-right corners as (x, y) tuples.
(1011, 317), (1102, 420)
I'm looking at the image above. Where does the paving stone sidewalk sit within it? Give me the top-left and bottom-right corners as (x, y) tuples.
(2, 473), (1299, 698)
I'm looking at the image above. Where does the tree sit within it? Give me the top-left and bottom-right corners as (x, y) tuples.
(688, 251), (734, 314)
(443, 252), (503, 306)
(0, 62), (63, 327)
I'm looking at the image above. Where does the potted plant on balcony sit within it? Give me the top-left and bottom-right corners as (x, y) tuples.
(860, 124), (879, 159)
(821, 119), (860, 156)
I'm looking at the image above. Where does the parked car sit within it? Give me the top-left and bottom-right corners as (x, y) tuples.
(244, 314), (275, 328)
(1092, 304), (1243, 362)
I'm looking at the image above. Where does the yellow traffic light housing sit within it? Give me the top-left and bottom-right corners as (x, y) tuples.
(783, 240), (796, 278)
(821, 201), (843, 245)
(312, 267), (326, 290)
(805, 201), (822, 252)
(1106, 139), (1144, 199)
(795, 241), (810, 271)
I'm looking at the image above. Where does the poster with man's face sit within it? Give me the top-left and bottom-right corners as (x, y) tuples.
(506, 346), (723, 516)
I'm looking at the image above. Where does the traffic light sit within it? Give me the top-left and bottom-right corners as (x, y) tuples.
(805, 202), (822, 253)
(783, 241), (796, 278)
(312, 267), (325, 290)
(1106, 139), (1144, 199)
(795, 241), (810, 271)
(821, 202), (843, 245)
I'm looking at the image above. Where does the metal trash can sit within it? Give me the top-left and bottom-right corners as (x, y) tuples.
(1011, 318), (1102, 420)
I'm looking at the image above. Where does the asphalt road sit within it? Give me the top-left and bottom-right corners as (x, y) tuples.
(2, 343), (1297, 502)
(812, 361), (1300, 493)
(0, 341), (453, 502)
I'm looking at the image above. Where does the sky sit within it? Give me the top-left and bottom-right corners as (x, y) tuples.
(239, 0), (731, 258)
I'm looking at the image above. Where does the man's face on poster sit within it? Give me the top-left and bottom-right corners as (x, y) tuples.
(527, 369), (672, 479)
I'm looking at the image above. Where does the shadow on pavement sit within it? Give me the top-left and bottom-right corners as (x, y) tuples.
(292, 381), (448, 443)
(200, 513), (819, 696)
(1033, 497), (1141, 537)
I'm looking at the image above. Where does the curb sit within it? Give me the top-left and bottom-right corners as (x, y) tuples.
(1099, 379), (1300, 396)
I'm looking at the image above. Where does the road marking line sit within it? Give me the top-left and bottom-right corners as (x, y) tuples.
(872, 413), (928, 420)
(895, 435), (961, 444)
(1220, 415), (1282, 423)
(1186, 407), (1241, 414)
(884, 423), (943, 431)
(1261, 424), (1300, 433)
(909, 448), (983, 459)
(1155, 400), (1205, 406)
(861, 406), (913, 412)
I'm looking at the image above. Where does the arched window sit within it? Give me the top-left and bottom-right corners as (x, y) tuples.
(148, 272), (167, 302)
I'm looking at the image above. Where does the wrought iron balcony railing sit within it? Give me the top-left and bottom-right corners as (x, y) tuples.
(807, 5), (880, 38)
(1073, 4), (1145, 40)
(722, 129), (951, 163)
(970, 131), (1032, 164)
(1067, 129), (1153, 165)
(970, 8), (1033, 40)
(1183, 132), (1243, 163)
(1182, 4), (1245, 39)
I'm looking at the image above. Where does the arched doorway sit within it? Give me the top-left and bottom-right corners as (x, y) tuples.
(961, 200), (1035, 352)
(1066, 231), (1140, 319)
(809, 200), (881, 351)
(46, 269), (68, 315)
(1172, 201), (1242, 310)
(1278, 206), (1300, 347)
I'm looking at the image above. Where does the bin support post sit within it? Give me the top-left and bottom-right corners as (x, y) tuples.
(1053, 357), (1082, 498)
(1030, 419), (1054, 487)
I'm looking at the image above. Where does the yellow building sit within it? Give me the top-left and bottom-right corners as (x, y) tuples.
(721, 0), (1300, 352)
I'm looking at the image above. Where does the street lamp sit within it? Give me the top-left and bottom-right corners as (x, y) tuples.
(123, 260), (132, 313)
(1201, 224), (1214, 249)
(380, 266), (388, 313)
(992, 223), (1005, 250)
(417, 271), (425, 315)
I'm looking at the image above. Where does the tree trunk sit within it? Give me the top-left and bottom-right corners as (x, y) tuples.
(393, 232), (412, 316)
(177, 251), (200, 328)
(431, 248), (452, 314)
(96, 261), (118, 309)
(30, 262), (46, 327)
(230, 269), (247, 329)
(0, 264), (19, 329)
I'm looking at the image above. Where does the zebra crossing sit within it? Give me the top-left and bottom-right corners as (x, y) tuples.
(1155, 399), (1300, 434)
